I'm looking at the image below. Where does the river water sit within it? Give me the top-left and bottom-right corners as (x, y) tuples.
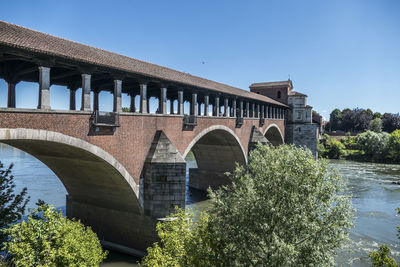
(0, 143), (399, 266)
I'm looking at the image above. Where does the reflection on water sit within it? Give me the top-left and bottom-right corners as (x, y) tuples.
(1, 143), (400, 266)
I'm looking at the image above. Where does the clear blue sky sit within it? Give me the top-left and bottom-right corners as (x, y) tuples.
(1, 0), (399, 119)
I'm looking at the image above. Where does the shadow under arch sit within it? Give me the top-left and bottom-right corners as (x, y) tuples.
(0, 128), (156, 252)
(183, 125), (247, 191)
(264, 124), (284, 146)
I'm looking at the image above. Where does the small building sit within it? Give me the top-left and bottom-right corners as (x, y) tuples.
(250, 80), (319, 157)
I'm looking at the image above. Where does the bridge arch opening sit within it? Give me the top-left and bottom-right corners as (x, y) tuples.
(0, 128), (155, 250)
(264, 124), (284, 146)
(183, 126), (246, 198)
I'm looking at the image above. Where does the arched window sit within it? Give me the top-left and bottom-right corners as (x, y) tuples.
(277, 91), (281, 98)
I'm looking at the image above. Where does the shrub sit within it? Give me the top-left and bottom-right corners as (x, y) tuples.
(356, 131), (390, 161)
(325, 138), (346, 159)
(2, 204), (107, 266)
(387, 130), (400, 163)
(370, 118), (383, 133)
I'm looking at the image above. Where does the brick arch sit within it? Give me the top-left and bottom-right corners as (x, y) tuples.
(183, 125), (247, 191)
(0, 128), (141, 212)
(263, 124), (284, 146)
(183, 125), (247, 162)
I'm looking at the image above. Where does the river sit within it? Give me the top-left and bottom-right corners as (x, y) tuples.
(0, 143), (399, 266)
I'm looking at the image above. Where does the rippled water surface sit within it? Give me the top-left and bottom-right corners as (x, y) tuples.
(0, 144), (399, 266)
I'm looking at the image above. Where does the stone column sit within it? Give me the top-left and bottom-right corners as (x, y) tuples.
(93, 90), (99, 111)
(224, 97), (229, 117)
(282, 109), (285, 120)
(7, 81), (16, 108)
(256, 104), (260, 118)
(214, 96), (220, 116)
(198, 100), (202, 116)
(252, 103), (255, 118)
(261, 105), (265, 118)
(239, 100), (243, 117)
(191, 93), (198, 116)
(170, 99), (174, 114)
(68, 86), (77, 111)
(159, 87), (167, 114)
(232, 99), (237, 117)
(273, 107), (275, 119)
(80, 74), (91, 111)
(204, 95), (209, 116)
(178, 90), (184, 115)
(140, 83), (147, 114)
(264, 105), (267, 118)
(38, 66), (51, 110)
(130, 93), (135, 112)
(246, 101), (250, 118)
(113, 80), (122, 113)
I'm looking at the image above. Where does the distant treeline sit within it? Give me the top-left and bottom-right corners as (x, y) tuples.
(326, 108), (400, 133)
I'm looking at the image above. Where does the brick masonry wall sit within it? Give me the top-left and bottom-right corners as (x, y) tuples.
(0, 110), (285, 185)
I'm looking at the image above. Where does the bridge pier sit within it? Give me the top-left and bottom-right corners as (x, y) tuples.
(142, 131), (186, 218)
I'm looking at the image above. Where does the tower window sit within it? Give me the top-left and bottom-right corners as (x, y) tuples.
(277, 91), (281, 98)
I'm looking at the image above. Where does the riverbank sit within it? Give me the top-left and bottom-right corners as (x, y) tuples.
(319, 130), (400, 164)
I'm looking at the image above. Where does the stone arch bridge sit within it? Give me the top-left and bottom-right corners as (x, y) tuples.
(0, 21), (286, 252)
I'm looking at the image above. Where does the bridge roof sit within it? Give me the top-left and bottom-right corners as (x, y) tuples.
(0, 21), (287, 107)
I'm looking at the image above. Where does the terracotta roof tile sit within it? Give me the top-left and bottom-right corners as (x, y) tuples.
(0, 21), (287, 107)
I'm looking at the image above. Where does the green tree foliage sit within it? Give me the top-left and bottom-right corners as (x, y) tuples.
(320, 135), (346, 159)
(142, 144), (354, 267)
(141, 209), (217, 267)
(2, 204), (107, 266)
(382, 113), (400, 133)
(370, 118), (383, 133)
(388, 130), (400, 163)
(357, 131), (390, 161)
(327, 108), (400, 134)
(329, 109), (342, 131)
(0, 162), (30, 245)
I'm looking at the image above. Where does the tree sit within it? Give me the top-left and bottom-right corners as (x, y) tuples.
(388, 130), (400, 163)
(356, 131), (390, 161)
(208, 144), (353, 266)
(382, 113), (400, 133)
(2, 204), (107, 266)
(142, 144), (354, 266)
(370, 118), (383, 133)
(329, 109), (342, 131)
(141, 209), (217, 267)
(0, 162), (30, 245)
(325, 137), (346, 159)
(373, 112), (383, 119)
(341, 109), (355, 132)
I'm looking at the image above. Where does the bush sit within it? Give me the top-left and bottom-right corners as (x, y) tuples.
(142, 144), (354, 266)
(2, 204), (107, 266)
(341, 135), (358, 150)
(387, 130), (400, 163)
(370, 118), (383, 133)
(325, 138), (346, 159)
(356, 131), (390, 161)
